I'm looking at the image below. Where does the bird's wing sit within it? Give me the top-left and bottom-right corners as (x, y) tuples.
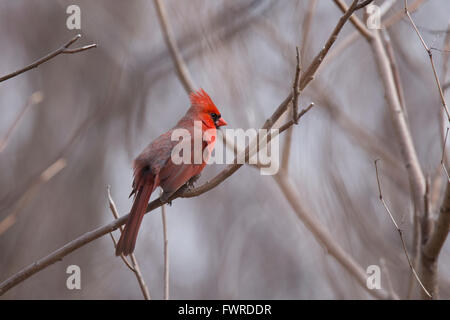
(158, 158), (205, 201)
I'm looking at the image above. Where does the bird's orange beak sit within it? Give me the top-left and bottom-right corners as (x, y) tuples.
(216, 117), (227, 127)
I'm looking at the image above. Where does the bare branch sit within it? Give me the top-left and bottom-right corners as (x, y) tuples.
(0, 34), (97, 83)
(161, 201), (169, 300)
(292, 47), (301, 124)
(108, 233), (135, 273)
(374, 160), (431, 298)
(322, 0), (425, 72)
(441, 128), (450, 182)
(333, 0), (372, 41)
(153, 0), (196, 93)
(354, 0), (374, 10)
(404, 0), (450, 122)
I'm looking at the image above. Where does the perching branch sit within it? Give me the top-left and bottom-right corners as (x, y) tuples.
(374, 160), (431, 298)
(0, 0), (374, 296)
(0, 34), (97, 83)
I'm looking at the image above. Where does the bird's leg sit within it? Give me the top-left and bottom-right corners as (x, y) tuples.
(187, 174), (201, 189)
(160, 174), (202, 206)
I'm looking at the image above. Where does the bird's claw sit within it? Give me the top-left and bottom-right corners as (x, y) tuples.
(187, 174), (201, 189)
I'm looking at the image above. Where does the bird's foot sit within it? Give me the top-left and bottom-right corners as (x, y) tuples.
(187, 174), (201, 189)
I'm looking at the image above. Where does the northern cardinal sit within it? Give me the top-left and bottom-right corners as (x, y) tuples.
(116, 89), (227, 256)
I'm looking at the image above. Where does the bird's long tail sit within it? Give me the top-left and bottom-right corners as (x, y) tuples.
(116, 175), (154, 256)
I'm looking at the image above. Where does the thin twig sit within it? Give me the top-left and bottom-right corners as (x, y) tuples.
(322, 0), (425, 72)
(0, 158), (66, 235)
(383, 0), (426, 28)
(379, 258), (400, 300)
(0, 92), (44, 152)
(292, 47), (301, 124)
(161, 201), (169, 300)
(404, 0), (450, 122)
(107, 186), (151, 300)
(441, 128), (450, 182)
(0, 34), (96, 83)
(374, 29), (426, 218)
(422, 177), (433, 245)
(107, 187), (135, 272)
(108, 233), (135, 272)
(374, 160), (432, 298)
(333, 0), (372, 41)
(440, 23), (450, 153)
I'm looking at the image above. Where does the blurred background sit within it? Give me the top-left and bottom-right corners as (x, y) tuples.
(0, 0), (449, 299)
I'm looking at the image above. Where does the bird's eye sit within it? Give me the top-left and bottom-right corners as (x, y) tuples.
(210, 113), (219, 121)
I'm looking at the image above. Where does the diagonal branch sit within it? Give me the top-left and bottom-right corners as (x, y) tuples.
(374, 160), (431, 298)
(0, 158), (66, 235)
(0, 34), (96, 83)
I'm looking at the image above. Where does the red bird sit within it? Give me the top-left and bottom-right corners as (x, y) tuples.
(116, 89), (227, 256)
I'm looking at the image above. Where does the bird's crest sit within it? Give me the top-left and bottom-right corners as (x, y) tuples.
(190, 88), (219, 113)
